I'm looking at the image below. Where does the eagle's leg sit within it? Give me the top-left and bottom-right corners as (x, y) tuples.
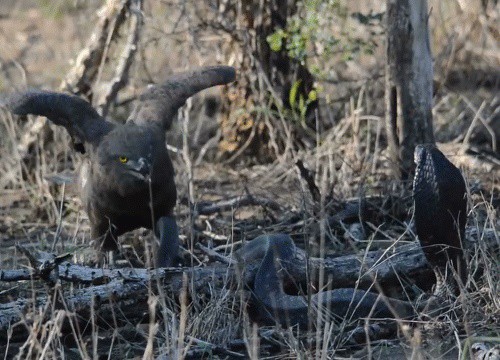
(155, 216), (180, 267)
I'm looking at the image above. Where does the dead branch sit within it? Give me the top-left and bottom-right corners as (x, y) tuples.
(195, 194), (283, 215)
(17, 0), (138, 159)
(60, 0), (130, 95)
(97, 0), (143, 117)
(0, 241), (432, 340)
(0, 263), (231, 341)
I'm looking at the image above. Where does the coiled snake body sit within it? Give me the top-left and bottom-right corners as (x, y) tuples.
(238, 144), (467, 330)
(238, 234), (416, 329)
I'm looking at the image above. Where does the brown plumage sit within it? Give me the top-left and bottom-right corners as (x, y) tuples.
(413, 144), (467, 290)
(8, 66), (236, 267)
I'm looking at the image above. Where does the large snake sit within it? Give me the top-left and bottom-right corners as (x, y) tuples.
(413, 144), (467, 291)
(238, 144), (467, 331)
(237, 234), (418, 330)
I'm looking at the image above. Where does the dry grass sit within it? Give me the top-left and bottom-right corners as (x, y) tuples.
(0, 0), (498, 358)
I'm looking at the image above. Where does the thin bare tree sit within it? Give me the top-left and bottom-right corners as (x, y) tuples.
(385, 0), (434, 179)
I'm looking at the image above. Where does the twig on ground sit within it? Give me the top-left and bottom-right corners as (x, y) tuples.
(195, 194), (282, 215)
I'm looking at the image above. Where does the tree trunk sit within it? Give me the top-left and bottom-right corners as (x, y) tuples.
(385, 0), (435, 179)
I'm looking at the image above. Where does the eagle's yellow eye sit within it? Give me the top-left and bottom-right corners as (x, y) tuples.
(119, 156), (128, 163)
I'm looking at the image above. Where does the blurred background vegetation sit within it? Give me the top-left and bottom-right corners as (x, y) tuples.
(0, 0), (497, 163)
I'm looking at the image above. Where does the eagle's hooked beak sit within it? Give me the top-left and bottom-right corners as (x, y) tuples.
(128, 157), (151, 180)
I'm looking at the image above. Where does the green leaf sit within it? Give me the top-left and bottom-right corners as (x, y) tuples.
(308, 89), (317, 102)
(289, 80), (302, 108)
(299, 95), (306, 117)
(266, 30), (286, 52)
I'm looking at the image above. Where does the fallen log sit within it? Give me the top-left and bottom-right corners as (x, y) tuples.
(1, 230), (496, 341)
